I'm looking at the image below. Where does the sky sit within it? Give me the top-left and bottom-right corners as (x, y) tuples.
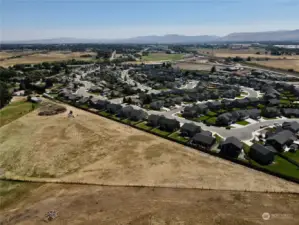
(1, 0), (299, 41)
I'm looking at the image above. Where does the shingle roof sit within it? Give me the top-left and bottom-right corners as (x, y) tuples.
(267, 130), (294, 145)
(192, 133), (215, 145)
(250, 143), (272, 156)
(222, 136), (243, 149)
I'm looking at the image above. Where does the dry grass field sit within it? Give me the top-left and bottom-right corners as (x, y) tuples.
(175, 62), (213, 71)
(197, 48), (299, 60)
(0, 51), (37, 60)
(0, 101), (299, 193)
(0, 51), (95, 67)
(0, 183), (298, 225)
(251, 60), (299, 72)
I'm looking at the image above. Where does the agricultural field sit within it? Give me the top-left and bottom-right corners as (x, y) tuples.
(0, 50), (37, 60)
(142, 53), (184, 62)
(0, 183), (299, 225)
(0, 51), (96, 67)
(175, 62), (213, 71)
(197, 48), (299, 59)
(251, 59), (299, 72)
(0, 102), (298, 192)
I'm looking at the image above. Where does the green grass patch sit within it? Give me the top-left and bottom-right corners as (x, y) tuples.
(193, 115), (209, 122)
(236, 120), (250, 126)
(0, 101), (38, 127)
(280, 99), (291, 104)
(98, 111), (111, 117)
(214, 134), (224, 143)
(207, 111), (217, 117)
(169, 132), (189, 143)
(142, 53), (184, 62)
(257, 104), (265, 109)
(232, 107), (241, 111)
(135, 121), (154, 131)
(111, 114), (122, 121)
(206, 117), (217, 125)
(151, 128), (171, 136)
(283, 151), (299, 163)
(289, 97), (298, 101)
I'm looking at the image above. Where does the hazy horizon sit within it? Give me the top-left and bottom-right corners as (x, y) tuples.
(1, 0), (299, 41)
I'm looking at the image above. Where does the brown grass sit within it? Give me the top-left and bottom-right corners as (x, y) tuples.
(0, 183), (298, 225)
(0, 51), (96, 67)
(0, 101), (298, 193)
(175, 62), (213, 71)
(197, 48), (299, 59)
(252, 60), (299, 72)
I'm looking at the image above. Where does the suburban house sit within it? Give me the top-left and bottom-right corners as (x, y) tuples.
(247, 109), (261, 119)
(119, 105), (134, 118)
(150, 101), (164, 110)
(106, 103), (123, 114)
(206, 101), (222, 111)
(246, 97), (260, 106)
(267, 99), (280, 106)
(77, 97), (89, 105)
(249, 143), (275, 165)
(147, 114), (163, 127)
(237, 110), (250, 120)
(182, 106), (198, 118)
(282, 121), (299, 134)
(220, 136), (243, 158)
(129, 109), (148, 121)
(180, 123), (202, 137)
(196, 104), (209, 114)
(266, 130), (295, 152)
(281, 108), (299, 118)
(217, 113), (233, 126)
(159, 117), (180, 132)
(191, 133), (216, 150)
(234, 98), (249, 108)
(200, 130), (212, 136)
(262, 107), (281, 118)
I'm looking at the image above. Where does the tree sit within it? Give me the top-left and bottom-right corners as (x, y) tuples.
(0, 81), (12, 108)
(123, 97), (127, 103)
(127, 97), (132, 104)
(211, 66), (216, 73)
(247, 57), (251, 61)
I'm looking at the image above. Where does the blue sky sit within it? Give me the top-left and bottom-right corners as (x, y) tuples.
(1, 0), (299, 41)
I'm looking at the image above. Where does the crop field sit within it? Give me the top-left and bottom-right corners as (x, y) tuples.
(0, 101), (299, 193)
(175, 62), (213, 71)
(142, 53), (184, 62)
(251, 60), (299, 72)
(197, 48), (299, 59)
(1, 183), (299, 225)
(0, 51), (96, 67)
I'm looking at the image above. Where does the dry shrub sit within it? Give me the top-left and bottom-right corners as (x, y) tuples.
(38, 103), (66, 116)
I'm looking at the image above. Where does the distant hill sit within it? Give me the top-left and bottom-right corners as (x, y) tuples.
(2, 29), (299, 44)
(220, 29), (299, 42)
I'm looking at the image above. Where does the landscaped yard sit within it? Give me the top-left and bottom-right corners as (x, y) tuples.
(236, 121), (250, 126)
(214, 134), (224, 144)
(169, 132), (189, 143)
(142, 53), (184, 62)
(151, 128), (171, 136)
(193, 115), (209, 122)
(283, 151), (299, 163)
(207, 111), (217, 117)
(98, 111), (111, 117)
(205, 117), (217, 125)
(0, 101), (38, 127)
(280, 99), (291, 104)
(135, 121), (153, 131)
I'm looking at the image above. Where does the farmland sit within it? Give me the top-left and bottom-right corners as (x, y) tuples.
(1, 102), (298, 192)
(0, 51), (96, 67)
(142, 53), (184, 62)
(251, 59), (299, 72)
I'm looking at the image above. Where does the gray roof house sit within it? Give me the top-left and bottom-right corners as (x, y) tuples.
(180, 123), (201, 137)
(106, 103), (123, 114)
(191, 133), (216, 150)
(266, 130), (295, 152)
(147, 114), (163, 127)
(217, 113), (233, 126)
(249, 143), (275, 165)
(282, 121), (299, 134)
(119, 105), (134, 118)
(220, 136), (243, 158)
(129, 109), (148, 121)
(150, 101), (164, 110)
(159, 117), (180, 132)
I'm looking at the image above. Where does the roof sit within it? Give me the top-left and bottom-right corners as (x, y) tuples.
(222, 136), (243, 149)
(250, 143), (272, 156)
(267, 130), (294, 145)
(200, 130), (212, 136)
(181, 123), (201, 132)
(192, 133), (215, 145)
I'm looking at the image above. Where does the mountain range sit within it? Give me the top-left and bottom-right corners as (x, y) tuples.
(3, 29), (299, 44)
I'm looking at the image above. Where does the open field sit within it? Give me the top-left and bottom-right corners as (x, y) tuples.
(0, 51), (37, 60)
(0, 183), (299, 225)
(175, 62), (213, 71)
(0, 51), (96, 67)
(197, 48), (299, 59)
(142, 53), (184, 62)
(1, 101), (299, 192)
(251, 60), (299, 72)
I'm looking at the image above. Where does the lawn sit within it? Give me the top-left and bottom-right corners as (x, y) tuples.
(193, 115), (209, 122)
(205, 117), (217, 125)
(283, 151), (299, 163)
(280, 99), (291, 104)
(98, 111), (111, 117)
(236, 121), (250, 126)
(207, 111), (217, 117)
(151, 128), (171, 137)
(142, 53), (184, 62)
(169, 132), (189, 143)
(135, 121), (154, 131)
(214, 134), (224, 144)
(0, 101), (38, 127)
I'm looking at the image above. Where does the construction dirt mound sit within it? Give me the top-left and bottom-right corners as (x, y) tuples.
(38, 102), (67, 116)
